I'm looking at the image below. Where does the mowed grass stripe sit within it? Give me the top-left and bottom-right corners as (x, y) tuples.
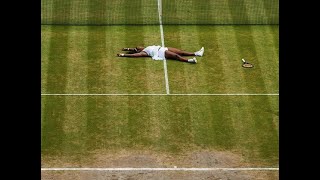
(189, 97), (236, 149)
(85, 96), (153, 151)
(143, 96), (168, 148)
(65, 26), (88, 93)
(177, 25), (213, 93)
(41, 96), (66, 155)
(45, 17), (70, 93)
(62, 27), (88, 157)
(214, 26), (248, 93)
(207, 97), (236, 149)
(104, 26), (127, 93)
(124, 25), (148, 93)
(270, 25), (279, 55)
(61, 96), (87, 157)
(268, 94), (279, 137)
(87, 26), (108, 93)
(86, 96), (109, 150)
(189, 96), (216, 147)
(127, 96), (153, 147)
(157, 96), (193, 152)
(195, 26), (226, 93)
(100, 96), (130, 149)
(247, 96), (279, 165)
(41, 25), (51, 93)
(251, 26), (279, 94)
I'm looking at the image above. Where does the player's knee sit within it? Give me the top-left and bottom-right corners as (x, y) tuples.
(135, 46), (142, 52)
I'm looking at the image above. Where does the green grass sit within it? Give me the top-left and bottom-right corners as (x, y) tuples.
(41, 0), (159, 25)
(41, 24), (278, 168)
(165, 25), (279, 94)
(41, 0), (278, 25)
(41, 25), (165, 94)
(41, 95), (278, 166)
(162, 0), (278, 24)
(41, 25), (278, 94)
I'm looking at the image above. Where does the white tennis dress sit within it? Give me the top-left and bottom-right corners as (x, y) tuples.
(142, 45), (168, 60)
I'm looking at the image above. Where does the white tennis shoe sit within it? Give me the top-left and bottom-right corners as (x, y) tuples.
(195, 47), (204, 57)
(188, 57), (197, 64)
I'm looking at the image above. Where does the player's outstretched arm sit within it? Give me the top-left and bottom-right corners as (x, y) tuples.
(122, 48), (136, 51)
(117, 52), (149, 57)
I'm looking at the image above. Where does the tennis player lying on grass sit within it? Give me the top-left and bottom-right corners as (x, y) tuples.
(117, 45), (204, 64)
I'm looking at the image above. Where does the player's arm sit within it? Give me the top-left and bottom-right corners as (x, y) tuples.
(117, 51), (149, 57)
(122, 46), (145, 53)
(122, 48), (137, 51)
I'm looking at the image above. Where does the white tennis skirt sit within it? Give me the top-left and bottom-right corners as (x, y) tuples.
(152, 47), (168, 60)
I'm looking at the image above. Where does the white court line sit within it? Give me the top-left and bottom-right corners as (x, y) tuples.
(170, 94), (279, 96)
(41, 167), (279, 171)
(157, 0), (170, 95)
(41, 93), (279, 96)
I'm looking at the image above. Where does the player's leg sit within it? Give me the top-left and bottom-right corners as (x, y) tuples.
(165, 50), (197, 63)
(117, 51), (149, 57)
(167, 47), (195, 56)
(167, 47), (204, 57)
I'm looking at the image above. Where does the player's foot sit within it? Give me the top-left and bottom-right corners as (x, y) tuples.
(187, 57), (197, 64)
(117, 53), (125, 57)
(195, 47), (204, 57)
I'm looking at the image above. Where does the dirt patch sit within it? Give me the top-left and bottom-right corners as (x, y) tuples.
(42, 149), (245, 168)
(41, 170), (279, 180)
(97, 149), (247, 168)
(42, 149), (278, 179)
